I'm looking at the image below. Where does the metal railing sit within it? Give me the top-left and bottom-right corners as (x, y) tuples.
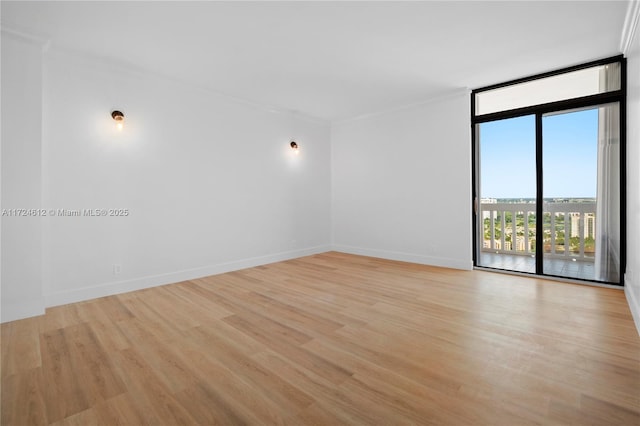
(480, 202), (596, 261)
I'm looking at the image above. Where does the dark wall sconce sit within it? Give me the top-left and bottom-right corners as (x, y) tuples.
(290, 140), (299, 154)
(111, 110), (124, 130)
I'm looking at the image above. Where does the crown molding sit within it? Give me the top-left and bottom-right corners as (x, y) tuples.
(621, 0), (640, 55)
(332, 87), (470, 126)
(1, 26), (50, 50)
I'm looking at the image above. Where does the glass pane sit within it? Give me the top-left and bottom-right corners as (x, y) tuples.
(477, 115), (536, 273)
(542, 103), (620, 283)
(476, 62), (620, 115)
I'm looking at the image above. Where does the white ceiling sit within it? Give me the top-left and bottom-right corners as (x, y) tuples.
(1, 1), (630, 122)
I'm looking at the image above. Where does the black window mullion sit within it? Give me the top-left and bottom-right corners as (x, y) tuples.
(535, 113), (543, 275)
(620, 59), (628, 285)
(472, 90), (622, 125)
(473, 54), (623, 94)
(471, 92), (478, 266)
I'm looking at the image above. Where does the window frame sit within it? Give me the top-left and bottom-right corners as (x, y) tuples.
(470, 55), (626, 286)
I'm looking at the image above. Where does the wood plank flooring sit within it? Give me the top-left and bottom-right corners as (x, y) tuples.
(2, 251), (639, 425)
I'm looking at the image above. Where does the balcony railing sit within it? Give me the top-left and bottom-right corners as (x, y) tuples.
(480, 201), (596, 262)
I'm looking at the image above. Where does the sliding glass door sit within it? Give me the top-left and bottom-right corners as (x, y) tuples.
(542, 104), (620, 282)
(472, 57), (624, 285)
(476, 115), (536, 274)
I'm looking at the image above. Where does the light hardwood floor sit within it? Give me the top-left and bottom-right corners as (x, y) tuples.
(2, 252), (639, 425)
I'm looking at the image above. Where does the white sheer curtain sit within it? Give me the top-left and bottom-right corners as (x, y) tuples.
(595, 64), (621, 282)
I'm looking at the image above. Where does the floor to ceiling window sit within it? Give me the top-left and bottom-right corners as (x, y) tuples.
(472, 56), (625, 285)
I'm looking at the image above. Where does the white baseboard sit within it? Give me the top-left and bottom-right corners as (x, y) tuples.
(1, 297), (45, 323)
(624, 277), (640, 337)
(45, 245), (331, 309)
(332, 244), (473, 271)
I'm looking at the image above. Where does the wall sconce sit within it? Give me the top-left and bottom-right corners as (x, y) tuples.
(111, 110), (124, 130)
(290, 140), (299, 154)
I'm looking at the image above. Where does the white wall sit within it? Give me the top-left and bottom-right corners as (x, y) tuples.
(1, 33), (46, 322)
(41, 49), (332, 307)
(625, 14), (640, 334)
(1, 44), (331, 320)
(331, 92), (473, 270)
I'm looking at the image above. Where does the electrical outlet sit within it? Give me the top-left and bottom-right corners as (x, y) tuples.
(113, 264), (122, 275)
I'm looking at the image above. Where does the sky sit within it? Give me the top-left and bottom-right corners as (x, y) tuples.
(479, 108), (598, 199)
